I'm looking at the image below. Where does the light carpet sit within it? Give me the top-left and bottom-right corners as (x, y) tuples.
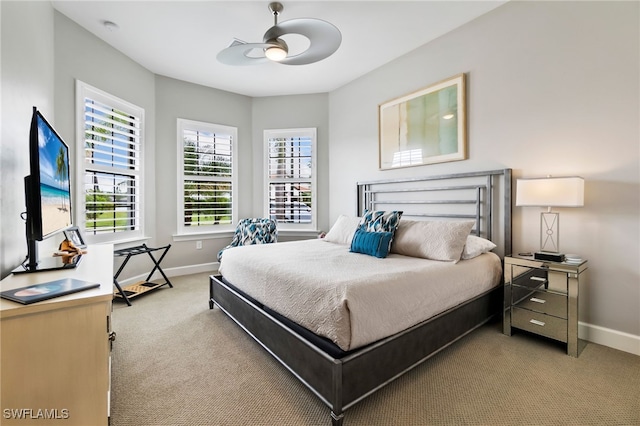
(110, 272), (640, 426)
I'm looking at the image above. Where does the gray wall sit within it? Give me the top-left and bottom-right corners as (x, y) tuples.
(1, 1), (55, 277)
(154, 75), (252, 269)
(1, 1), (638, 342)
(53, 12), (157, 278)
(252, 94), (330, 237)
(329, 1), (639, 336)
(53, 15), (328, 271)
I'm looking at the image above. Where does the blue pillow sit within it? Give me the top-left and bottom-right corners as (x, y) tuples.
(350, 229), (394, 258)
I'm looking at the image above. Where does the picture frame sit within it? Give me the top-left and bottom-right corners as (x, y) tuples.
(379, 73), (466, 170)
(63, 226), (86, 249)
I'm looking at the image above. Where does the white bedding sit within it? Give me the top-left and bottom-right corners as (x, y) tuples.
(219, 239), (502, 351)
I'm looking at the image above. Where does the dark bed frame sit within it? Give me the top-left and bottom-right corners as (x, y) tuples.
(209, 169), (512, 425)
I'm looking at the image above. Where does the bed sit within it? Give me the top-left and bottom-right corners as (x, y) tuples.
(209, 169), (512, 425)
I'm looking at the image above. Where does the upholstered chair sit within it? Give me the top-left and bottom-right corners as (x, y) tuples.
(217, 218), (278, 262)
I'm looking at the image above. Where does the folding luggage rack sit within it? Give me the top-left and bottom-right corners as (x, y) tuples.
(113, 244), (172, 306)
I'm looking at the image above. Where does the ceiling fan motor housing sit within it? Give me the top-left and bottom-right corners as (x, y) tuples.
(217, 2), (341, 66)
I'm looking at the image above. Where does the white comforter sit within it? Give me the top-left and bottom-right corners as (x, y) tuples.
(219, 239), (502, 351)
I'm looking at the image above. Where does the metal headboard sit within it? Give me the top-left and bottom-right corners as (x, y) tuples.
(357, 169), (512, 258)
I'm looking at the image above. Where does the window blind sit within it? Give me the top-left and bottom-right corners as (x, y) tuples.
(179, 122), (235, 231)
(82, 97), (141, 236)
(266, 130), (315, 227)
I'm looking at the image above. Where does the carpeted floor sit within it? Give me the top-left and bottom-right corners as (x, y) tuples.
(110, 272), (640, 426)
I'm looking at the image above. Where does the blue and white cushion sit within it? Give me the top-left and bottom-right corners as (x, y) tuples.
(358, 210), (403, 234)
(217, 218), (278, 261)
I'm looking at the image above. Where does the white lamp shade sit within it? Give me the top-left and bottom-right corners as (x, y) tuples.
(516, 176), (584, 207)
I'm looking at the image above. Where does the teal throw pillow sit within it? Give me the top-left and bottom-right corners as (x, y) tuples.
(350, 229), (394, 258)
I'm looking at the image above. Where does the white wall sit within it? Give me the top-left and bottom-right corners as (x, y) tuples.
(0, 1), (55, 277)
(329, 1), (640, 339)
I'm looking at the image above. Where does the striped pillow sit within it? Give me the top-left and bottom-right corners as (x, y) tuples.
(350, 229), (394, 258)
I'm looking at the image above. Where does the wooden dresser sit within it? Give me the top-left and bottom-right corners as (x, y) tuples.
(0, 244), (114, 425)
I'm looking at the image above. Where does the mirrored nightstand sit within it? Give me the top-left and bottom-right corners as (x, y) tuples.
(503, 255), (588, 357)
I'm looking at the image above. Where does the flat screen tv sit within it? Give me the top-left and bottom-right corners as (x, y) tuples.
(13, 107), (80, 274)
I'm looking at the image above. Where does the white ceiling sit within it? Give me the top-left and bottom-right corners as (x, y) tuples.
(52, 1), (507, 98)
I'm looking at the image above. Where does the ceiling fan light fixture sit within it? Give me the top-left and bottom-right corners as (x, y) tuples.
(217, 2), (341, 66)
(264, 38), (288, 61)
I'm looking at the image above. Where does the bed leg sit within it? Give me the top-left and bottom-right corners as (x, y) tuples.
(209, 275), (217, 310)
(331, 411), (344, 426)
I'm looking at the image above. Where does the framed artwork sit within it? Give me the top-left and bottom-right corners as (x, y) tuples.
(64, 226), (86, 249)
(379, 73), (466, 170)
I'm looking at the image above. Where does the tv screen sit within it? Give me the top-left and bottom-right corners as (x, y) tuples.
(13, 107), (78, 274)
(36, 112), (72, 237)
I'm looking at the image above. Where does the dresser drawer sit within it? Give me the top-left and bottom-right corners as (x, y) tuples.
(512, 288), (567, 318)
(512, 307), (567, 342)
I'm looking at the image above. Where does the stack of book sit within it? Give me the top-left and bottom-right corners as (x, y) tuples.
(565, 254), (583, 265)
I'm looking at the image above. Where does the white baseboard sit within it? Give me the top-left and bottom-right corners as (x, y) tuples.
(163, 262), (219, 277)
(116, 262), (219, 286)
(579, 321), (640, 356)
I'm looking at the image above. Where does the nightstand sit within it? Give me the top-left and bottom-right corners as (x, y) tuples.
(503, 255), (588, 357)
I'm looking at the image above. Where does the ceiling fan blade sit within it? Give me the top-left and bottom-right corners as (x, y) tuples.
(216, 39), (275, 66)
(262, 18), (341, 65)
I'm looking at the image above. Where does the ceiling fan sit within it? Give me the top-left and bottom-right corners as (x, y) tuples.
(217, 2), (341, 66)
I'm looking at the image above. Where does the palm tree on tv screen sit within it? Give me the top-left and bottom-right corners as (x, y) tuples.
(55, 146), (68, 212)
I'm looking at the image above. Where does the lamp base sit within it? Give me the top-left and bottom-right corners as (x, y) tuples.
(534, 251), (565, 262)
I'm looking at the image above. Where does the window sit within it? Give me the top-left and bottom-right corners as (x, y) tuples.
(264, 128), (316, 230)
(177, 119), (237, 235)
(76, 81), (144, 243)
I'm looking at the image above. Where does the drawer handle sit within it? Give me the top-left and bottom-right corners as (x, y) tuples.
(529, 319), (546, 327)
(530, 297), (546, 304)
(530, 277), (547, 282)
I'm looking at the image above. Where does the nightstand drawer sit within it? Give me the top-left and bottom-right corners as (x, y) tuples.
(512, 288), (567, 318)
(512, 307), (567, 342)
(511, 267), (547, 289)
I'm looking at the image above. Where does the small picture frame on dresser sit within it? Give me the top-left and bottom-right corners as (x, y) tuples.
(64, 226), (86, 249)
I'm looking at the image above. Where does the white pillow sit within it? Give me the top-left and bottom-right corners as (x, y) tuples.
(461, 235), (497, 260)
(390, 220), (474, 262)
(323, 215), (361, 245)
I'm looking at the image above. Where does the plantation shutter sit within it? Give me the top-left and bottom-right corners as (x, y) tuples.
(265, 129), (316, 228)
(178, 119), (236, 232)
(83, 97), (142, 237)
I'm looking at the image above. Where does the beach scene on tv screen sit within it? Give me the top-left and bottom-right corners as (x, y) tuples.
(38, 116), (72, 236)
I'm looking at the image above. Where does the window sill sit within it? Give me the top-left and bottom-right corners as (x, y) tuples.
(172, 231), (234, 242)
(276, 229), (321, 238)
(172, 228), (320, 242)
(88, 236), (151, 251)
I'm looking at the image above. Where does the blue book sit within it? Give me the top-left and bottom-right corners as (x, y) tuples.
(1, 278), (100, 305)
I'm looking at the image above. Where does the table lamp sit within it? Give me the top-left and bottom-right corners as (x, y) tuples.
(516, 176), (584, 261)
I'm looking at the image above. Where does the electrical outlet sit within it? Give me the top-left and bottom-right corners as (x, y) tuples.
(196, 240), (202, 250)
